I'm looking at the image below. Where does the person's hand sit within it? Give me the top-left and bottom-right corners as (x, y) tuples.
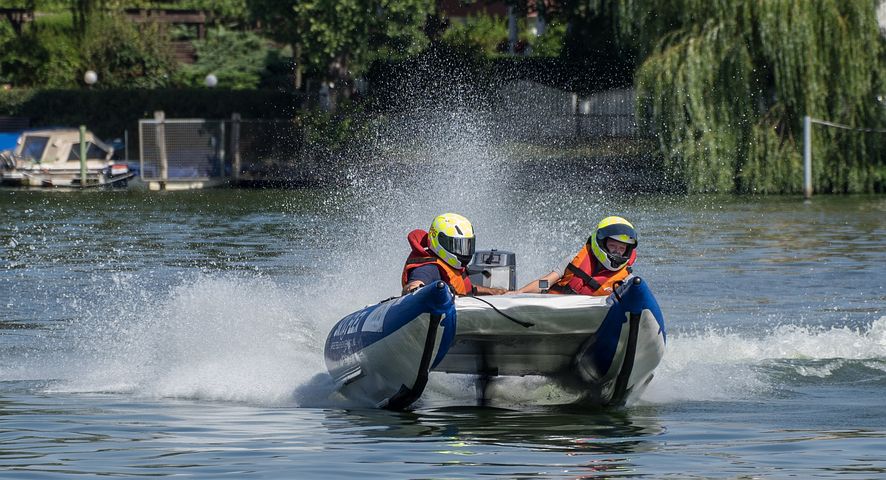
(402, 280), (425, 295)
(503, 290), (520, 295)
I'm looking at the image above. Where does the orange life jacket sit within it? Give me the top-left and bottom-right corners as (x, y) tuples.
(401, 229), (473, 296)
(548, 243), (635, 296)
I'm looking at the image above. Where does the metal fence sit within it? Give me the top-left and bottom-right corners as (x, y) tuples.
(492, 81), (640, 140)
(138, 116), (304, 183)
(0, 116), (29, 133)
(139, 118), (224, 181)
(137, 82), (639, 184)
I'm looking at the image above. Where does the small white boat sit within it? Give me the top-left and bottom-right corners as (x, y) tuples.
(324, 255), (666, 410)
(0, 128), (133, 188)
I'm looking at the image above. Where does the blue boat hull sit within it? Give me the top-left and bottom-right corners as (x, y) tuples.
(324, 281), (456, 409)
(324, 277), (666, 409)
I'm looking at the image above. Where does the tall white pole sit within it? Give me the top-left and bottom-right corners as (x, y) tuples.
(79, 125), (87, 187)
(803, 115), (812, 199)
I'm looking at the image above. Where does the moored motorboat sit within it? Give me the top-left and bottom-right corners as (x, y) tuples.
(0, 128), (133, 188)
(323, 253), (666, 410)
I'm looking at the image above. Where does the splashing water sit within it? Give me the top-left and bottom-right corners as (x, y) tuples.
(642, 316), (886, 403)
(2, 107), (882, 410)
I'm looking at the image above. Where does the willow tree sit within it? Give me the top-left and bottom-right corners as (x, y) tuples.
(591, 0), (884, 193)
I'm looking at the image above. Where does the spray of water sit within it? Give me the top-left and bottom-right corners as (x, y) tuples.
(4, 84), (883, 408)
(641, 316), (886, 403)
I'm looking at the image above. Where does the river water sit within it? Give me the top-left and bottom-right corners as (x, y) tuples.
(1, 122), (885, 478)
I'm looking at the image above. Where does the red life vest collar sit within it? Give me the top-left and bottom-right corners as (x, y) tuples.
(402, 229), (473, 295)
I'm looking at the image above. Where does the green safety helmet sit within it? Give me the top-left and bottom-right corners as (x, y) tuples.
(428, 213), (476, 269)
(589, 216), (638, 271)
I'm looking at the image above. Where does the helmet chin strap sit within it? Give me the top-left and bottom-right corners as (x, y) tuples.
(607, 253), (629, 267)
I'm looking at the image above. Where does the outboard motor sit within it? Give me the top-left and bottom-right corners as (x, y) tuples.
(467, 249), (516, 291)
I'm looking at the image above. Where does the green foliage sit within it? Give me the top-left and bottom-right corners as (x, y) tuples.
(179, 27), (270, 89)
(0, 87), (31, 115)
(0, 87), (303, 139)
(123, 0), (251, 25)
(442, 14), (509, 55)
(249, 0), (433, 79)
(0, 13), (81, 88)
(0, 22), (14, 83)
(440, 13), (564, 58)
(617, 0), (885, 193)
(528, 22), (566, 57)
(740, 106), (803, 194)
(300, 102), (367, 154)
(81, 13), (178, 88)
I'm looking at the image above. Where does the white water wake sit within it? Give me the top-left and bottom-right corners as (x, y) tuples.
(3, 273), (882, 408)
(641, 316), (886, 403)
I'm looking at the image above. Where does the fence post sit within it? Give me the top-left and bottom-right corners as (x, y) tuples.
(572, 93), (580, 138)
(79, 125), (87, 187)
(218, 120), (225, 179)
(803, 115), (812, 199)
(154, 110), (167, 190)
(231, 113), (241, 185)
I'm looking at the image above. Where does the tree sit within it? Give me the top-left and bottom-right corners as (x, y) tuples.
(80, 13), (178, 88)
(0, 13), (80, 88)
(598, 0), (884, 193)
(248, 0), (434, 98)
(179, 27), (271, 89)
(71, 0), (101, 37)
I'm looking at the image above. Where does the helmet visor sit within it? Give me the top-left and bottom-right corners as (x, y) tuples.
(438, 233), (476, 261)
(595, 223), (637, 245)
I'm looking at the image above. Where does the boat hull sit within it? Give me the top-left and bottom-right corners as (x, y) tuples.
(0, 168), (134, 188)
(436, 276), (666, 406)
(324, 281), (456, 409)
(324, 277), (665, 409)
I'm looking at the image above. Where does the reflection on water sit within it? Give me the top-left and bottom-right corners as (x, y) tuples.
(0, 185), (883, 477)
(323, 405), (665, 452)
(318, 405), (666, 478)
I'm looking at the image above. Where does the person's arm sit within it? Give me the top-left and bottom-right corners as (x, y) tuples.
(512, 270), (561, 294)
(473, 285), (507, 295)
(402, 264), (441, 295)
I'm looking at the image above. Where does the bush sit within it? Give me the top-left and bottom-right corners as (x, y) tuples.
(442, 13), (510, 55)
(0, 88), (304, 140)
(0, 13), (81, 88)
(81, 14), (178, 89)
(178, 27), (272, 89)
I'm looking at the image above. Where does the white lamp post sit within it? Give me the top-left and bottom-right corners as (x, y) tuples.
(205, 73), (218, 88)
(84, 70), (97, 87)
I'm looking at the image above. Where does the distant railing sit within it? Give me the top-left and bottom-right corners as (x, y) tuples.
(0, 116), (30, 133)
(138, 113), (304, 187)
(139, 115), (224, 182)
(802, 115), (886, 199)
(493, 82), (642, 140)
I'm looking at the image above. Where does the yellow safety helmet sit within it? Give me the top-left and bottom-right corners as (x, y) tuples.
(428, 213), (476, 269)
(589, 216), (638, 271)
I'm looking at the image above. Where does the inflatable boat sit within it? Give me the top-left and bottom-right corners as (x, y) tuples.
(324, 251), (666, 410)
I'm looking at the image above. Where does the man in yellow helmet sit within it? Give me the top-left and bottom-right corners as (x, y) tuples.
(401, 213), (507, 296)
(513, 216), (638, 296)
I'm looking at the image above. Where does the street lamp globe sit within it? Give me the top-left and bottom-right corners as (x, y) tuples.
(84, 70), (98, 86)
(205, 74), (218, 88)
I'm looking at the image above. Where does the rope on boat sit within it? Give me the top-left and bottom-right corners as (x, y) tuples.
(468, 296), (535, 328)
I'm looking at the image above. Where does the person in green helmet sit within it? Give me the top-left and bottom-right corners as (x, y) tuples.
(513, 216), (638, 296)
(401, 213), (507, 296)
